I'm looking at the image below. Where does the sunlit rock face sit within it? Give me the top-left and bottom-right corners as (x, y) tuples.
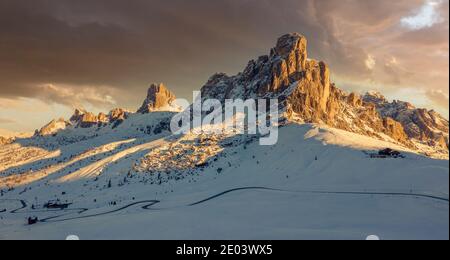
(382, 117), (409, 144)
(37, 118), (69, 136)
(363, 92), (449, 150)
(109, 108), (128, 123)
(69, 109), (100, 128)
(137, 83), (177, 113)
(69, 108), (87, 125)
(67, 108), (129, 129)
(199, 33), (427, 150)
(201, 33), (311, 101)
(199, 33), (340, 125)
(97, 113), (109, 124)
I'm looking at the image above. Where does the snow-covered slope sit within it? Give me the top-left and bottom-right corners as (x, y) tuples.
(0, 111), (174, 179)
(0, 123), (448, 239)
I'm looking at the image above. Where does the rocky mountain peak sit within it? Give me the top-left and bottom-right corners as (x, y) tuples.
(363, 91), (388, 105)
(199, 32), (449, 157)
(137, 83), (177, 113)
(37, 118), (69, 136)
(69, 108), (109, 128)
(69, 108), (86, 124)
(72, 110), (98, 128)
(271, 33), (308, 72)
(109, 108), (129, 122)
(201, 33), (316, 100)
(362, 93), (449, 150)
(72, 108), (87, 116)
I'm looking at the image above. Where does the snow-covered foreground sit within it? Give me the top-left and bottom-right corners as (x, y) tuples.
(0, 124), (448, 240)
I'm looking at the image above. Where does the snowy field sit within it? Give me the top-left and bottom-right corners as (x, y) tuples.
(0, 124), (448, 240)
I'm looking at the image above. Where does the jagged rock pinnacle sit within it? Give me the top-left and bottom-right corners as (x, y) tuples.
(272, 33), (308, 73)
(137, 83), (177, 113)
(199, 32), (441, 150)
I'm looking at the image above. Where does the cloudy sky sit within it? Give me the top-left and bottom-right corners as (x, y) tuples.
(0, 0), (448, 132)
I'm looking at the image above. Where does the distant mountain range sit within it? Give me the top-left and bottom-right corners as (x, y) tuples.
(1, 33), (447, 159)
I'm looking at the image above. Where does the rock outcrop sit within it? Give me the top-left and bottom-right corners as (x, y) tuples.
(382, 117), (408, 144)
(200, 33), (418, 148)
(109, 108), (128, 123)
(137, 83), (177, 113)
(69, 108), (88, 126)
(69, 108), (124, 128)
(363, 92), (449, 150)
(79, 112), (99, 128)
(97, 113), (109, 124)
(37, 118), (69, 136)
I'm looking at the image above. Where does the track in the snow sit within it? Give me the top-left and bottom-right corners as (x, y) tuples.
(188, 187), (449, 206)
(6, 187), (448, 224)
(39, 200), (160, 223)
(10, 200), (27, 214)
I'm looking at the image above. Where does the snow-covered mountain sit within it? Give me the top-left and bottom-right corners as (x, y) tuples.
(137, 83), (180, 113)
(37, 118), (70, 136)
(0, 33), (448, 240)
(0, 122), (448, 239)
(201, 33), (448, 158)
(363, 91), (449, 153)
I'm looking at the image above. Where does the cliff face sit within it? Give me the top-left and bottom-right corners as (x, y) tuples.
(200, 33), (416, 149)
(69, 108), (103, 128)
(137, 83), (177, 113)
(66, 107), (130, 129)
(38, 118), (70, 136)
(363, 92), (449, 150)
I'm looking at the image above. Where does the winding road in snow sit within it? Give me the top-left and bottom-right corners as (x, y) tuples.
(3, 186), (448, 224)
(39, 200), (159, 223)
(188, 187), (450, 206)
(10, 200), (27, 214)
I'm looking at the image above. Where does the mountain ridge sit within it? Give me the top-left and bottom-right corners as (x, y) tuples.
(200, 33), (448, 157)
(363, 91), (449, 150)
(3, 33), (448, 158)
(33, 83), (179, 137)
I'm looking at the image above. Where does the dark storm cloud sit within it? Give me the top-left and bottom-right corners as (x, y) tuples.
(0, 0), (448, 113)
